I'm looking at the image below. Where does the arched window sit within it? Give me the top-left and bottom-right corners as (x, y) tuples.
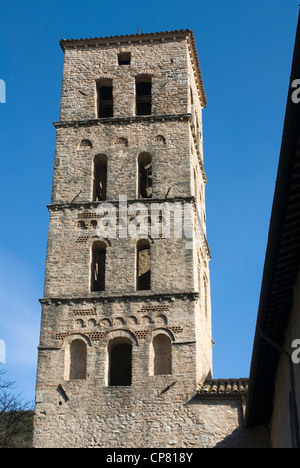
(108, 338), (132, 386)
(151, 334), (172, 376)
(137, 239), (151, 290)
(136, 75), (152, 116)
(93, 154), (108, 201)
(138, 152), (152, 199)
(67, 339), (87, 380)
(91, 241), (106, 292)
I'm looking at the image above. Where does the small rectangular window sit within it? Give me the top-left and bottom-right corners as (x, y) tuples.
(118, 52), (131, 65)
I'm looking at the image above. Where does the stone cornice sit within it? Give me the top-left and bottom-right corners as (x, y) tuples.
(39, 291), (199, 306)
(53, 113), (192, 129)
(47, 196), (195, 212)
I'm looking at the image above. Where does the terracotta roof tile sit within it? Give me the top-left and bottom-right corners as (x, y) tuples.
(197, 379), (249, 397)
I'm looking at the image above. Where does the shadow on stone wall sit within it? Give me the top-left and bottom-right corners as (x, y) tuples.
(214, 425), (271, 448)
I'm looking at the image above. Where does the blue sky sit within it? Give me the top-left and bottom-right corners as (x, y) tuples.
(0, 0), (299, 403)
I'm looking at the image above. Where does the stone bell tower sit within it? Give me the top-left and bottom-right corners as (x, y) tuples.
(33, 29), (212, 448)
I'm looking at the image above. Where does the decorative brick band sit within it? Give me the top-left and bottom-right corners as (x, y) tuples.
(73, 309), (96, 316)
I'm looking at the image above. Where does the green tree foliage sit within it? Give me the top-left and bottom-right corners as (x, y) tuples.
(0, 369), (33, 448)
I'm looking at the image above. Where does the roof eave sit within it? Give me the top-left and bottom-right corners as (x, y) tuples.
(59, 29), (193, 51)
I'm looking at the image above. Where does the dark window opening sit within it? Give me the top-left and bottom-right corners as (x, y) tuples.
(109, 339), (132, 386)
(118, 52), (131, 65)
(91, 241), (106, 292)
(136, 77), (152, 115)
(97, 80), (113, 118)
(93, 154), (108, 201)
(77, 220), (87, 230)
(137, 239), (151, 290)
(80, 139), (93, 148)
(138, 152), (152, 199)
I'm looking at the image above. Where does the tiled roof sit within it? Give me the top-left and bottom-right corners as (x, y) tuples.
(60, 29), (193, 49)
(197, 379), (249, 398)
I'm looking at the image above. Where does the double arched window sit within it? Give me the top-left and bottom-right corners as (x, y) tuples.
(97, 75), (152, 117)
(91, 239), (151, 293)
(92, 152), (154, 202)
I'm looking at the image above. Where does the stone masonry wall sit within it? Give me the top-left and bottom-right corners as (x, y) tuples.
(33, 385), (270, 448)
(52, 120), (192, 204)
(59, 38), (189, 122)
